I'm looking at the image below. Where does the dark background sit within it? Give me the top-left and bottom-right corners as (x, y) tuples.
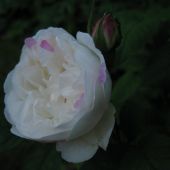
(1, 0), (170, 169)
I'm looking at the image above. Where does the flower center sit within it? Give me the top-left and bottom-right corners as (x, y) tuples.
(22, 39), (84, 124)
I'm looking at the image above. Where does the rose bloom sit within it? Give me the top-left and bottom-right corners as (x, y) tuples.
(4, 27), (115, 163)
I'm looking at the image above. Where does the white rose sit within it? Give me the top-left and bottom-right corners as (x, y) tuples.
(4, 27), (116, 163)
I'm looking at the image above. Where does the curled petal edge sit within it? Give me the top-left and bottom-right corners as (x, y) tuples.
(56, 104), (116, 163)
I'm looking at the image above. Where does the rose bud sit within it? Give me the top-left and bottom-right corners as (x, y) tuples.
(92, 13), (121, 51)
(4, 27), (116, 163)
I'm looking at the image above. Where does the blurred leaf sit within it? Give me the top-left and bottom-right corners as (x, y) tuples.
(143, 133), (170, 170)
(115, 5), (170, 71)
(22, 144), (62, 170)
(112, 71), (141, 108)
(41, 146), (62, 170)
(119, 149), (151, 170)
(120, 133), (170, 170)
(80, 144), (126, 170)
(136, 132), (170, 170)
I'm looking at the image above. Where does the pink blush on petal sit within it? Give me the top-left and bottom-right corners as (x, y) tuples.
(24, 37), (36, 48)
(74, 93), (84, 109)
(40, 40), (54, 52)
(98, 63), (106, 84)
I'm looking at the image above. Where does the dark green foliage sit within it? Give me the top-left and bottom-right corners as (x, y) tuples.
(1, 0), (170, 169)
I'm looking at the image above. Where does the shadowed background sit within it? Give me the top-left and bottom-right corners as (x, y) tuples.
(1, 0), (170, 169)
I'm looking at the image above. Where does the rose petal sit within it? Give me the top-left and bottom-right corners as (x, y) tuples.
(4, 70), (14, 94)
(56, 132), (98, 163)
(76, 32), (105, 64)
(95, 103), (116, 150)
(74, 93), (84, 109)
(11, 126), (29, 139)
(98, 63), (106, 84)
(24, 37), (36, 48)
(40, 40), (54, 52)
(68, 79), (106, 140)
(56, 104), (115, 163)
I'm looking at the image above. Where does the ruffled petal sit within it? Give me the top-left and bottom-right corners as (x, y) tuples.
(94, 104), (116, 150)
(56, 132), (98, 163)
(56, 103), (115, 163)
(4, 70), (14, 94)
(76, 32), (105, 64)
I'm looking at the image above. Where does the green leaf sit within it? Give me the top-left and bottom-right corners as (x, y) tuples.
(41, 146), (62, 170)
(120, 133), (170, 170)
(115, 5), (170, 71)
(137, 133), (170, 170)
(119, 149), (151, 170)
(22, 144), (62, 170)
(80, 144), (125, 170)
(112, 71), (141, 108)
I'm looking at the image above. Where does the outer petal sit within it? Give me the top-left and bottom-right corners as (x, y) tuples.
(68, 71), (112, 140)
(5, 91), (71, 141)
(67, 35), (112, 140)
(56, 103), (115, 163)
(11, 126), (30, 139)
(76, 32), (105, 64)
(67, 45), (104, 139)
(4, 90), (24, 126)
(4, 70), (14, 94)
(56, 132), (98, 163)
(95, 104), (116, 150)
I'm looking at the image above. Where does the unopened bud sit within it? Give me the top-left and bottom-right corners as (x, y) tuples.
(92, 14), (121, 51)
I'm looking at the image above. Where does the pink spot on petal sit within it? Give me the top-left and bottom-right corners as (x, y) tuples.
(74, 93), (84, 109)
(98, 63), (106, 84)
(40, 40), (54, 52)
(24, 37), (36, 48)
